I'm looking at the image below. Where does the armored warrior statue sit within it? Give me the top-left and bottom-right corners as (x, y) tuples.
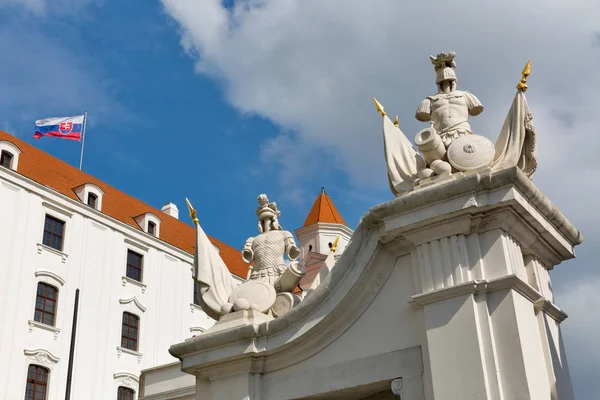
(415, 51), (484, 147)
(187, 194), (305, 321)
(374, 51), (537, 197)
(242, 194), (302, 289)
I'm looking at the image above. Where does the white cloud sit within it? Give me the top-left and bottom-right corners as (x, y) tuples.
(161, 0), (600, 395)
(160, 0), (600, 225)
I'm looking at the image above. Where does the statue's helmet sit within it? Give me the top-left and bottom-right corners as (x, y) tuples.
(436, 67), (456, 84)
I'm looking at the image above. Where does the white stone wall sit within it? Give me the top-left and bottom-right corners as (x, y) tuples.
(0, 168), (239, 400)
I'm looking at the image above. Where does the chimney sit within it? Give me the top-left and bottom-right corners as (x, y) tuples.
(161, 202), (179, 219)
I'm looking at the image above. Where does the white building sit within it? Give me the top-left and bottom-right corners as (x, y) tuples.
(0, 130), (350, 400)
(0, 130), (252, 400)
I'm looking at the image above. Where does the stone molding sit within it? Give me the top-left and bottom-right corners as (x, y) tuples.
(24, 348), (60, 370)
(28, 320), (61, 339)
(113, 371), (139, 391)
(122, 276), (147, 293)
(117, 346), (143, 364)
(365, 167), (581, 248)
(35, 269), (65, 286)
(391, 378), (403, 397)
(409, 274), (567, 322)
(119, 296), (147, 313)
(42, 200), (73, 219)
(37, 243), (68, 263)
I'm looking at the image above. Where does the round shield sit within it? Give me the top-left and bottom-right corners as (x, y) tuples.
(447, 134), (495, 171)
(228, 280), (276, 313)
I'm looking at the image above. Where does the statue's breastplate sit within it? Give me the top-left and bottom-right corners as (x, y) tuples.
(252, 231), (287, 270)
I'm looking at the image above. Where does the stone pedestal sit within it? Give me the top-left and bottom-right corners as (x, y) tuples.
(374, 167), (581, 400)
(160, 168), (580, 400)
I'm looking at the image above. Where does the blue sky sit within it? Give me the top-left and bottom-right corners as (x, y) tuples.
(1, 0), (599, 397)
(0, 0), (376, 244)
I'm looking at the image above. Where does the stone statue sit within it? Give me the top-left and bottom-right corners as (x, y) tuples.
(186, 194), (305, 323)
(415, 51), (484, 147)
(374, 52), (537, 197)
(242, 194), (303, 290)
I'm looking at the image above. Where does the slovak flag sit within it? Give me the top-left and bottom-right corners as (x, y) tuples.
(34, 115), (85, 141)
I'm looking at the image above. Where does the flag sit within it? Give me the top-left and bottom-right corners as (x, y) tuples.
(34, 115), (85, 141)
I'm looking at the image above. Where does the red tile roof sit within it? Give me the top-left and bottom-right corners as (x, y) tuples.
(302, 187), (346, 227)
(0, 130), (247, 278)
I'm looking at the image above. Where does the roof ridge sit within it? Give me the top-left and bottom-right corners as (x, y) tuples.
(0, 129), (247, 277)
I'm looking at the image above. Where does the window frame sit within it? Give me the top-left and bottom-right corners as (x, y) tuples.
(193, 280), (199, 306)
(125, 250), (143, 283)
(147, 221), (156, 236)
(24, 364), (49, 400)
(0, 149), (13, 168)
(117, 386), (135, 400)
(121, 312), (139, 352)
(42, 215), (65, 252)
(34, 282), (58, 327)
(87, 192), (98, 209)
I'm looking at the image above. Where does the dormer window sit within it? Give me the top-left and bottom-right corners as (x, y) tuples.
(133, 213), (161, 238)
(87, 193), (98, 208)
(0, 150), (13, 168)
(0, 141), (21, 171)
(147, 221), (156, 236)
(73, 183), (104, 211)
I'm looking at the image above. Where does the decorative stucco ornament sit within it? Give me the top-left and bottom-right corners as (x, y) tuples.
(186, 195), (305, 322)
(375, 53), (538, 197)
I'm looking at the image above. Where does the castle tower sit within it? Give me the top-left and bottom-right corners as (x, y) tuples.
(294, 188), (353, 290)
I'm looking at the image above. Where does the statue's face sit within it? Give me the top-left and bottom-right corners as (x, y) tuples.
(437, 79), (456, 93)
(260, 218), (273, 233)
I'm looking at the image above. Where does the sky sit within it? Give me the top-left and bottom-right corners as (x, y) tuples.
(0, 0), (598, 396)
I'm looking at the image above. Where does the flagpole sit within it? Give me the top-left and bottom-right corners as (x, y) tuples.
(79, 112), (88, 171)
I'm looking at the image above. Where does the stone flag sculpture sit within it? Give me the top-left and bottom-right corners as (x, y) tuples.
(491, 61), (537, 177)
(375, 52), (538, 197)
(186, 198), (236, 321)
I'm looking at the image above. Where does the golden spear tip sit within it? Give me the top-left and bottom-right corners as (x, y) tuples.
(330, 235), (340, 253)
(517, 60), (531, 92)
(373, 97), (386, 117)
(185, 197), (199, 225)
(394, 114), (399, 127)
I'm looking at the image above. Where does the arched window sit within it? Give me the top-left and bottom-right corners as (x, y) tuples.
(24, 365), (49, 400)
(34, 283), (58, 326)
(121, 312), (139, 351)
(117, 386), (135, 400)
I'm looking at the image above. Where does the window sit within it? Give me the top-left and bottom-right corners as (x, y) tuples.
(1, 150), (13, 168)
(24, 365), (49, 400)
(193, 281), (199, 305)
(42, 215), (65, 251)
(87, 193), (98, 208)
(117, 387), (135, 400)
(34, 283), (58, 326)
(121, 312), (139, 351)
(147, 221), (156, 236)
(126, 250), (143, 282)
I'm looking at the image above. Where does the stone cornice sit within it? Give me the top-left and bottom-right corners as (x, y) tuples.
(409, 275), (567, 323)
(365, 167), (582, 247)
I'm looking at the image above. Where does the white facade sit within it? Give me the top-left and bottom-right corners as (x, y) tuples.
(0, 160), (243, 399)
